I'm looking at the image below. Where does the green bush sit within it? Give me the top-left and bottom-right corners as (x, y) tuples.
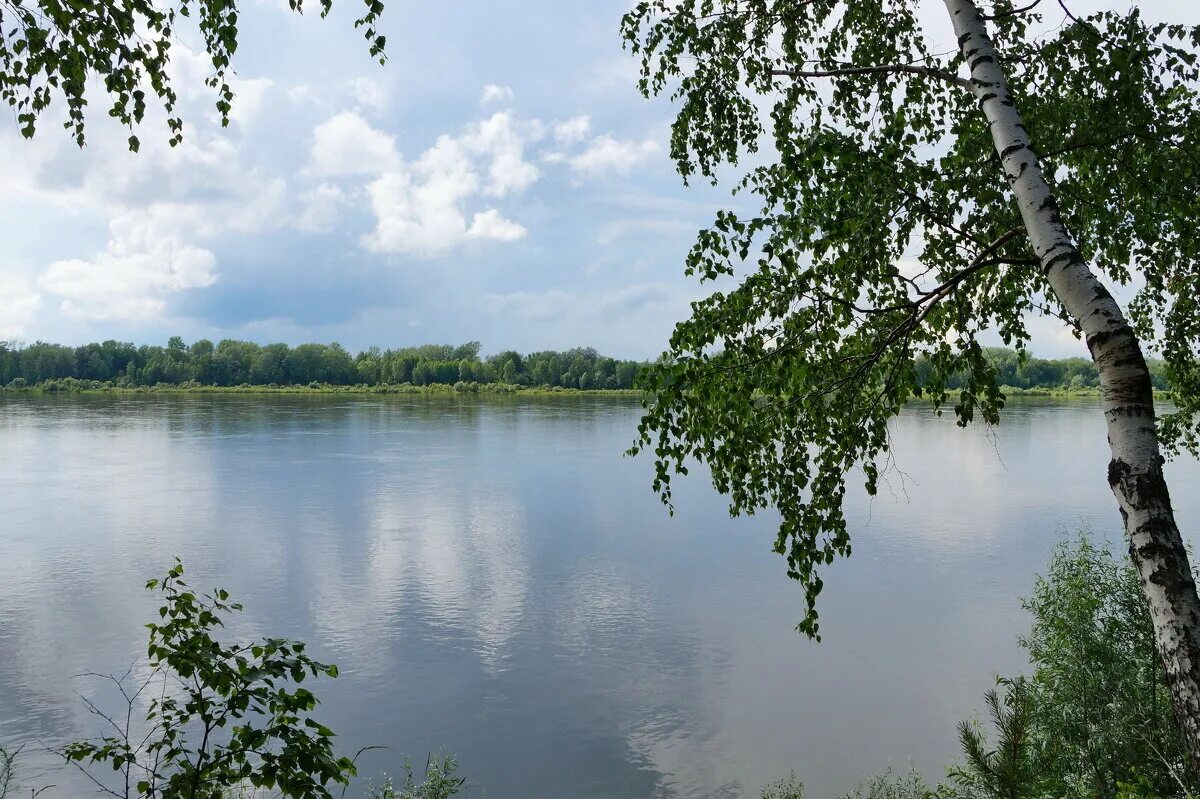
(765, 536), (1193, 799)
(844, 769), (935, 799)
(64, 561), (356, 799)
(947, 536), (1192, 799)
(366, 755), (466, 799)
(759, 773), (804, 799)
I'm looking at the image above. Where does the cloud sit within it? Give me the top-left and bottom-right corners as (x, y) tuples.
(553, 115), (591, 144)
(360, 111), (541, 257)
(0, 272), (42, 339)
(488, 290), (577, 322)
(346, 77), (387, 113)
(39, 215), (218, 323)
(230, 77), (275, 124)
(308, 110), (399, 176)
(362, 136), (480, 257)
(487, 282), (673, 323)
(568, 134), (660, 175)
(468, 111), (541, 196)
(467, 209), (527, 242)
(295, 183), (346, 233)
(480, 84), (515, 105)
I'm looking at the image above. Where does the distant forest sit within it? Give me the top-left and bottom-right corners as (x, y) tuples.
(0, 338), (1171, 393)
(0, 338), (645, 390)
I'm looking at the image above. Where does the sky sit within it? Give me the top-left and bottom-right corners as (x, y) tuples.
(0, 0), (1195, 359)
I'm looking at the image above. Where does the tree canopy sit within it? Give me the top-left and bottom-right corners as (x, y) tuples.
(0, 0), (386, 150)
(623, 1), (1200, 637)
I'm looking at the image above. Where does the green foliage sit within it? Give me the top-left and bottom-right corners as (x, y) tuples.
(0, 0), (386, 150)
(754, 538), (1192, 799)
(950, 678), (1044, 799)
(0, 339), (648, 392)
(1018, 537), (1189, 798)
(917, 348), (1170, 394)
(760, 773), (804, 799)
(843, 769), (936, 799)
(948, 538), (1192, 799)
(622, 0), (1200, 637)
(64, 560), (354, 799)
(366, 755), (466, 799)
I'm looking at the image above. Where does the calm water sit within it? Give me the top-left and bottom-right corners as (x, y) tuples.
(1, 395), (1198, 798)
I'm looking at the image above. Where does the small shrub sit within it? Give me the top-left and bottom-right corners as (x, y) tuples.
(759, 773), (803, 799)
(366, 754), (466, 799)
(843, 768), (935, 799)
(64, 560), (355, 799)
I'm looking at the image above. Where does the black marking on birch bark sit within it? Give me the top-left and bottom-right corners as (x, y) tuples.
(1107, 403), (1154, 418)
(957, 32), (972, 46)
(1041, 250), (1076, 273)
(1113, 354), (1145, 369)
(1037, 194), (1061, 213)
(979, 92), (997, 104)
(1108, 456), (1132, 487)
(1086, 326), (1131, 352)
(969, 55), (995, 70)
(1000, 142), (1027, 160)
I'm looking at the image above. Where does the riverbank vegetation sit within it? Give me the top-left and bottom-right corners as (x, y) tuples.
(0, 562), (468, 799)
(768, 536), (1191, 799)
(0, 339), (1172, 396)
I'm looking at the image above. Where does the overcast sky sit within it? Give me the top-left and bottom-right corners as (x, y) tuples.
(0, 0), (1194, 358)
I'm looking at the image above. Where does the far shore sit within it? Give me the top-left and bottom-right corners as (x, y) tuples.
(1, 380), (1175, 402)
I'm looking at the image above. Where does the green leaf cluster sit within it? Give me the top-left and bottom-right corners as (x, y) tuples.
(622, 0), (1200, 636)
(0, 0), (387, 150)
(63, 560), (354, 798)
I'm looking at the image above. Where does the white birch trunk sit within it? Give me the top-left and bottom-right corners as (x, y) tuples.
(943, 0), (1200, 771)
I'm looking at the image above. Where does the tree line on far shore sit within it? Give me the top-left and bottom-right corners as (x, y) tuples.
(0, 338), (645, 390)
(0, 338), (1171, 393)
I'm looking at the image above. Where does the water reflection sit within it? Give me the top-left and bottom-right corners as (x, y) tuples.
(0, 395), (1197, 798)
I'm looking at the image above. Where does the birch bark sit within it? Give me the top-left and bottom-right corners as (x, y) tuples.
(943, 0), (1200, 770)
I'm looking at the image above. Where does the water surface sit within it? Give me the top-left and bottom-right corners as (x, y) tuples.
(1, 395), (1197, 798)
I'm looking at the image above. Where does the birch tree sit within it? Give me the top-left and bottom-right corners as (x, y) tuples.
(622, 0), (1200, 766)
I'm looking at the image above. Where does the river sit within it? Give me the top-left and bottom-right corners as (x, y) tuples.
(1, 394), (1197, 798)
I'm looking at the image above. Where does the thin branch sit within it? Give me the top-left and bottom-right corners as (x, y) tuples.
(980, 0), (1044, 20)
(770, 64), (974, 92)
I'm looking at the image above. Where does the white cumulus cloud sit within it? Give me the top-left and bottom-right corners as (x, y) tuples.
(346, 77), (387, 113)
(296, 183), (346, 233)
(39, 215), (218, 323)
(359, 111), (541, 257)
(467, 210), (527, 242)
(553, 115), (591, 144)
(568, 134), (660, 175)
(480, 84), (514, 105)
(308, 110), (400, 176)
